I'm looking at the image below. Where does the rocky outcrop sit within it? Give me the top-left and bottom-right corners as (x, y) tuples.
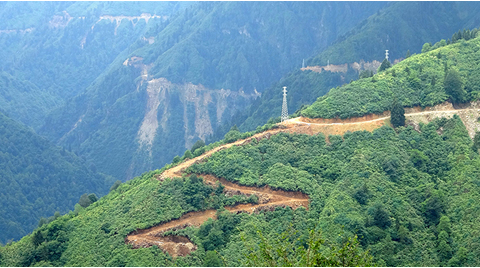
(302, 58), (403, 74)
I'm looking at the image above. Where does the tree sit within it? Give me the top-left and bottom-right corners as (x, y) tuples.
(372, 205), (392, 229)
(353, 184), (370, 205)
(204, 250), (223, 267)
(421, 42), (432, 53)
(191, 139), (205, 153)
(242, 226), (374, 267)
(224, 125), (242, 143)
(390, 97), (405, 128)
(378, 59), (392, 72)
(444, 69), (466, 104)
(38, 217), (48, 228)
(193, 147), (206, 157)
(183, 150), (193, 160)
(405, 50), (411, 58)
(53, 211), (61, 220)
(474, 131), (480, 151)
(437, 231), (452, 262)
(32, 231), (44, 247)
(437, 216), (451, 234)
(359, 70), (373, 79)
(109, 180), (122, 192)
(423, 191), (445, 225)
(78, 193), (92, 208)
(88, 193), (98, 203)
(172, 155), (181, 164)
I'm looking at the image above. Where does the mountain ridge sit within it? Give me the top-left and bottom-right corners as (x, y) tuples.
(3, 33), (480, 266)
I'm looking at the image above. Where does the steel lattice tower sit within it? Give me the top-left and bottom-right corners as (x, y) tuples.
(281, 86), (288, 122)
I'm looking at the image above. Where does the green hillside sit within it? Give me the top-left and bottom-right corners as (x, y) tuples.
(309, 1), (480, 65)
(2, 37), (480, 266)
(302, 34), (480, 119)
(2, 116), (479, 266)
(235, 68), (357, 133)
(0, 112), (114, 244)
(233, 1), (480, 133)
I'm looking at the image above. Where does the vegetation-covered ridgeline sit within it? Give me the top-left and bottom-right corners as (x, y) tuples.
(229, 2), (480, 134)
(301, 34), (480, 119)
(0, 112), (113, 244)
(233, 69), (357, 134)
(2, 114), (480, 266)
(308, 1), (480, 66)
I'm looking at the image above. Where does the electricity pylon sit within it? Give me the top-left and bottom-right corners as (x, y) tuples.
(281, 86), (288, 122)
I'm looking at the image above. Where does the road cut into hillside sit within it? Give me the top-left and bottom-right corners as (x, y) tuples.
(125, 174), (309, 257)
(126, 100), (480, 257)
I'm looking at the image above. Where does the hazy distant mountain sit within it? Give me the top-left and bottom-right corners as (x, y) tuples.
(232, 1), (480, 133)
(0, 1), (189, 128)
(0, 112), (113, 243)
(39, 2), (386, 180)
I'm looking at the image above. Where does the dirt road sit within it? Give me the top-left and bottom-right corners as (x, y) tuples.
(126, 173), (309, 257)
(126, 101), (480, 257)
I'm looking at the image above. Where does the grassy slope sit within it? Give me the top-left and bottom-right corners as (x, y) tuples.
(2, 116), (480, 266)
(302, 36), (480, 119)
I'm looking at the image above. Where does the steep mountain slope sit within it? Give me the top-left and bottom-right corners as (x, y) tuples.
(133, 1), (386, 93)
(0, 2), (187, 128)
(2, 36), (480, 267)
(2, 115), (480, 266)
(0, 112), (114, 244)
(233, 1), (480, 133)
(309, 1), (480, 65)
(302, 33), (480, 119)
(39, 2), (387, 180)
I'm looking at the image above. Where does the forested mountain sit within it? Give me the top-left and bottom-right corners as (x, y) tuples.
(230, 1), (480, 134)
(301, 29), (480, 119)
(38, 2), (386, 180)
(0, 112), (114, 244)
(0, 1), (188, 128)
(309, 1), (480, 65)
(2, 34), (480, 267)
(130, 1), (386, 93)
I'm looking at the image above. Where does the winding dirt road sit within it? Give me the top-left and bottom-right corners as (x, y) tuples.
(126, 173), (309, 257)
(125, 101), (480, 257)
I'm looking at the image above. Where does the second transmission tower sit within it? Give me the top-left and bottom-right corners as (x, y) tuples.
(281, 86), (288, 122)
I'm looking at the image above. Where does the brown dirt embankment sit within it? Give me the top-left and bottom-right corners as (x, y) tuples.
(126, 174), (309, 257)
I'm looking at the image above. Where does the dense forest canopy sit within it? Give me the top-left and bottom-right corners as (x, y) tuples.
(0, 112), (113, 244)
(2, 115), (480, 266)
(0, 2), (186, 129)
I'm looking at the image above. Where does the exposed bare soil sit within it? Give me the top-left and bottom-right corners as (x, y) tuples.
(126, 173), (309, 257)
(126, 100), (480, 257)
